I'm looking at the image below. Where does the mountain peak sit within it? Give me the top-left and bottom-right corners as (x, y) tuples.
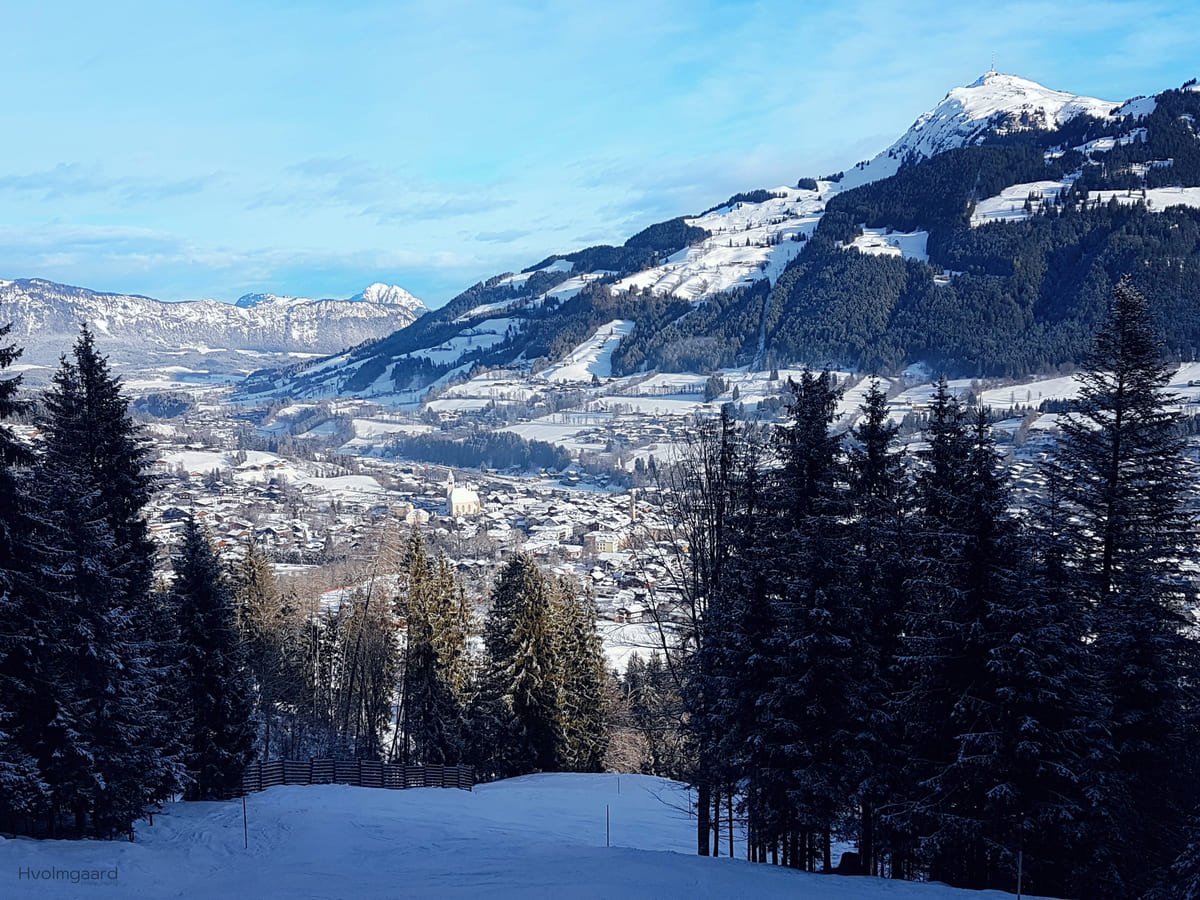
(966, 69), (1036, 89)
(886, 71), (1118, 162)
(350, 283), (426, 310)
(235, 284), (426, 311)
(967, 68), (1003, 88)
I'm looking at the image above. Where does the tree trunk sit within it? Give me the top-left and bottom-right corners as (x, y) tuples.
(861, 800), (873, 876)
(711, 788), (721, 856)
(823, 827), (832, 873)
(893, 839), (906, 879)
(697, 782), (711, 856)
(727, 793), (733, 858)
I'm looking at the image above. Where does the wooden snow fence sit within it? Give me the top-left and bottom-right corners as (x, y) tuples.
(241, 759), (474, 795)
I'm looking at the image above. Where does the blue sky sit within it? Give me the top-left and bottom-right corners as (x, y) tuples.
(2, 0), (1197, 307)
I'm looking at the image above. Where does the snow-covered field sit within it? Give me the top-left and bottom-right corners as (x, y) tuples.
(972, 178), (1200, 228)
(154, 449), (386, 499)
(401, 317), (519, 366)
(538, 320), (634, 382)
(503, 415), (610, 453)
(846, 228), (929, 262)
(0, 774), (1048, 899)
(614, 184), (824, 301)
(971, 180), (1075, 226)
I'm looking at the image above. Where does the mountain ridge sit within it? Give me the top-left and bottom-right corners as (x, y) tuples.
(14, 71), (1196, 399)
(240, 70), (1200, 402)
(0, 277), (427, 382)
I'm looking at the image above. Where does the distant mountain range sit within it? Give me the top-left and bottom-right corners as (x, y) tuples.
(238, 70), (1200, 402)
(0, 279), (426, 383)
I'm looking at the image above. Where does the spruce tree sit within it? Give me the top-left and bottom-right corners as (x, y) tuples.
(1160, 818), (1200, 900)
(553, 582), (608, 772)
(17, 330), (178, 835)
(504, 562), (562, 773)
(845, 378), (911, 876)
(141, 583), (188, 804)
(430, 556), (473, 708)
(695, 415), (782, 861)
(27, 445), (163, 835)
(174, 518), (255, 800)
(479, 555), (561, 775)
(764, 370), (861, 870)
(712, 555), (785, 861)
(234, 539), (305, 760)
(0, 321), (30, 579)
(891, 378), (975, 879)
(1053, 276), (1200, 895)
(397, 531), (466, 765)
(42, 326), (156, 605)
(0, 323), (44, 832)
(908, 409), (1094, 893)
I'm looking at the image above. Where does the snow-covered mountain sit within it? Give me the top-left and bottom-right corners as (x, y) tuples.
(233, 282), (424, 314)
(240, 71), (1200, 402)
(349, 282), (425, 308)
(593, 72), (1127, 306)
(0, 279), (426, 382)
(887, 70), (1118, 162)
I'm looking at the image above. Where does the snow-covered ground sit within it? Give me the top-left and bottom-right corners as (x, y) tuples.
(456, 269), (609, 323)
(1130, 185), (1200, 211)
(538, 320), (634, 382)
(600, 621), (668, 670)
(980, 375), (1082, 408)
(401, 317), (520, 366)
(0, 774), (1050, 899)
(845, 228), (929, 262)
(971, 180), (1075, 226)
(154, 449), (386, 500)
(614, 185), (825, 301)
(503, 415), (610, 454)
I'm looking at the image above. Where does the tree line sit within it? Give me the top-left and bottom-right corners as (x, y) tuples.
(657, 279), (1200, 898)
(242, 533), (608, 780)
(0, 325), (608, 840)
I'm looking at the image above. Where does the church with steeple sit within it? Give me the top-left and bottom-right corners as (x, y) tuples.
(444, 472), (482, 517)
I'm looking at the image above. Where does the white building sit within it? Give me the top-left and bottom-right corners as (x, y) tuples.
(445, 473), (482, 517)
(405, 507), (432, 526)
(586, 531), (624, 554)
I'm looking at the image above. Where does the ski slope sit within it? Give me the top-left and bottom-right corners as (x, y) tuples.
(614, 185), (824, 301)
(0, 774), (1052, 899)
(538, 320), (634, 382)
